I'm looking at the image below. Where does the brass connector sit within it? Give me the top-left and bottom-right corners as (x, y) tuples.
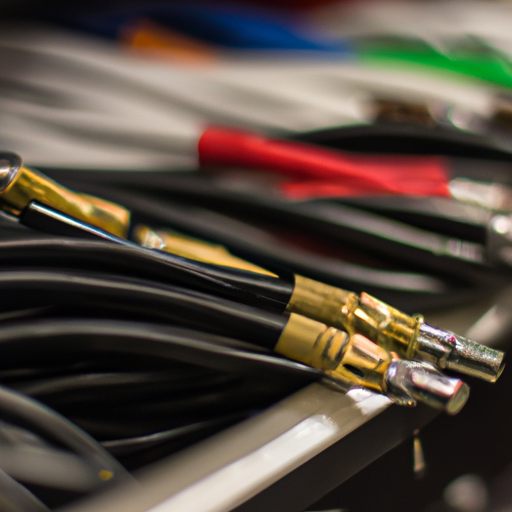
(286, 275), (421, 352)
(0, 152), (130, 238)
(134, 225), (276, 276)
(287, 275), (505, 383)
(285, 274), (351, 326)
(275, 314), (470, 413)
(275, 313), (393, 393)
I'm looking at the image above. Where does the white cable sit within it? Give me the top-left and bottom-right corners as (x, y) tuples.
(0, 21), (504, 169)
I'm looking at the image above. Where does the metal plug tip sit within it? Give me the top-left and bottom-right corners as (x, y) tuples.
(445, 380), (471, 415)
(386, 361), (470, 414)
(417, 324), (505, 383)
(0, 152), (21, 192)
(444, 332), (505, 383)
(410, 369), (470, 415)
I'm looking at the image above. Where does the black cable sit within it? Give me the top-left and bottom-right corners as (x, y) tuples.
(10, 371), (239, 407)
(0, 355), (201, 384)
(0, 467), (50, 512)
(337, 195), (492, 243)
(100, 412), (250, 469)
(291, 122), (512, 160)
(100, 415), (249, 469)
(77, 176), (508, 286)
(65, 415), (248, 442)
(0, 269), (288, 349)
(1, 336), (301, 439)
(21, 203), (456, 311)
(14, 204), (294, 309)
(82, 385), (283, 419)
(0, 317), (320, 440)
(64, 398), (270, 441)
(36, 171), (455, 290)
(0, 235), (293, 312)
(101, 415), (245, 455)
(43, 177), (462, 289)
(59, 371), (293, 420)
(0, 317), (320, 383)
(12, 376), (265, 441)
(59, 180), (503, 311)
(11, 181), (486, 314)
(0, 386), (131, 487)
(0, 311), (316, 439)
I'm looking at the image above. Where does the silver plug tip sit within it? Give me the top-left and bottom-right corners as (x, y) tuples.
(417, 324), (505, 383)
(386, 360), (470, 414)
(444, 332), (505, 383)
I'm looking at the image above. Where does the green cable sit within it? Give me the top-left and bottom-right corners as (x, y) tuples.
(356, 37), (512, 88)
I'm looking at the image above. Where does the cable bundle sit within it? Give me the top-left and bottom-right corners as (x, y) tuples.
(0, 262), (319, 507)
(0, 151), (504, 511)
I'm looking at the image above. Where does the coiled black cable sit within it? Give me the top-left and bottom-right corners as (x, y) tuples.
(41, 171), (456, 294)
(78, 173), (504, 284)
(10, 371), (237, 408)
(0, 222), (293, 310)
(0, 314), (320, 476)
(0, 161), (493, 510)
(0, 386), (131, 488)
(100, 415), (249, 469)
(0, 269), (288, 348)
(38, 176), (465, 308)
(0, 317), (319, 382)
(100, 416), (245, 456)
(52, 170), (502, 280)
(67, 182), (503, 311)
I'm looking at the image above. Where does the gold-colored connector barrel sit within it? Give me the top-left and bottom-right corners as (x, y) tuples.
(274, 313), (392, 393)
(134, 225), (276, 276)
(274, 314), (470, 413)
(286, 275), (420, 352)
(0, 153), (131, 238)
(287, 275), (505, 383)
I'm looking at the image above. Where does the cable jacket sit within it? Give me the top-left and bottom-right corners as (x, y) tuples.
(0, 318), (320, 381)
(198, 126), (451, 196)
(0, 269), (288, 349)
(17, 204), (294, 309)
(0, 385), (131, 486)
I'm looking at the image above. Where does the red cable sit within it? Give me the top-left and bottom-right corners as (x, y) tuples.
(198, 126), (451, 198)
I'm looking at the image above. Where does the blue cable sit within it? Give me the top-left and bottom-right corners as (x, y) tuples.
(60, 1), (352, 53)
